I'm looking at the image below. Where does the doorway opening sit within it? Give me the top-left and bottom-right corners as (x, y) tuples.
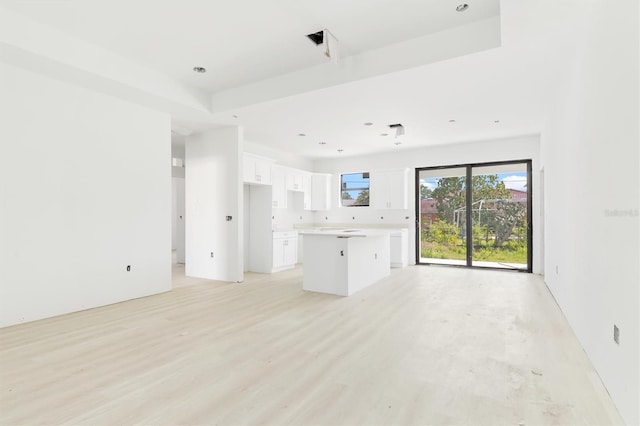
(416, 160), (532, 272)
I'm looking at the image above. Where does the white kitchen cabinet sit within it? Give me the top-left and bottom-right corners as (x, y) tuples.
(311, 173), (332, 211)
(272, 231), (297, 272)
(286, 168), (305, 191)
(271, 166), (287, 208)
(297, 234), (304, 264)
(302, 173), (311, 210)
(243, 154), (273, 185)
(390, 229), (409, 268)
(301, 230), (390, 296)
(371, 169), (409, 210)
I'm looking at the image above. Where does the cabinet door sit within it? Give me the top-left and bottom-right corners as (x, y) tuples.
(386, 169), (408, 209)
(371, 169), (408, 209)
(243, 156), (257, 183)
(311, 174), (331, 211)
(283, 238), (297, 265)
(370, 171), (390, 209)
(254, 158), (272, 185)
(302, 173), (311, 210)
(271, 166), (287, 208)
(286, 170), (304, 191)
(244, 154), (273, 185)
(272, 239), (284, 269)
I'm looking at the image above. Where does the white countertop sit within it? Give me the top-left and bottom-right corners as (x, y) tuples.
(298, 228), (391, 238)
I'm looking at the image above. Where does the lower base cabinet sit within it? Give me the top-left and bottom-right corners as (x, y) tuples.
(272, 231), (297, 272)
(390, 229), (408, 268)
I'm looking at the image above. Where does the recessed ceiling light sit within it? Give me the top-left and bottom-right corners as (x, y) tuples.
(298, 133), (306, 137)
(456, 4), (469, 12)
(364, 122), (373, 126)
(449, 119), (456, 123)
(193, 66), (207, 73)
(318, 141), (327, 145)
(380, 133), (389, 137)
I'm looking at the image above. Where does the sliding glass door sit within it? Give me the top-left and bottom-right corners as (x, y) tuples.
(417, 160), (532, 272)
(471, 163), (529, 270)
(417, 167), (467, 266)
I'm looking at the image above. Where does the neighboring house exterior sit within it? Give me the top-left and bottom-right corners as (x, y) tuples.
(508, 188), (527, 202)
(420, 198), (439, 230)
(421, 188), (527, 231)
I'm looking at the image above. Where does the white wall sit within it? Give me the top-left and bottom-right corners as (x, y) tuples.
(313, 135), (541, 271)
(0, 62), (171, 328)
(185, 127), (243, 282)
(541, 2), (639, 424)
(272, 191), (315, 231)
(244, 140), (314, 171)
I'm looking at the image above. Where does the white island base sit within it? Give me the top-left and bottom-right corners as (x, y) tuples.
(301, 231), (390, 296)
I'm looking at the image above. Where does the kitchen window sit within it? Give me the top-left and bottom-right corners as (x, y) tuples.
(341, 172), (370, 207)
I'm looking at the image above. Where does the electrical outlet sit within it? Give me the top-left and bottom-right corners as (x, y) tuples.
(555, 265), (558, 274)
(210, 252), (214, 258)
(126, 265), (131, 272)
(613, 324), (620, 345)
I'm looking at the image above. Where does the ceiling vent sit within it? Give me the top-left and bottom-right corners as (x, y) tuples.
(306, 31), (324, 46)
(389, 123), (405, 138)
(306, 29), (339, 63)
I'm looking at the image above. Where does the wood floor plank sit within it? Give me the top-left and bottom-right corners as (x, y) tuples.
(0, 265), (625, 425)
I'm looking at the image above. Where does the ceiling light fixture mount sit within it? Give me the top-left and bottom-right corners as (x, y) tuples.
(193, 66), (207, 73)
(306, 29), (339, 63)
(389, 123), (405, 138)
(456, 4), (469, 12)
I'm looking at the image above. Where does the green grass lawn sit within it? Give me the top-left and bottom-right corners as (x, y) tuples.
(421, 240), (527, 264)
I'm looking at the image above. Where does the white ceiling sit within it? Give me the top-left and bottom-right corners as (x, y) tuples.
(1, 0), (587, 159)
(1, 0), (499, 92)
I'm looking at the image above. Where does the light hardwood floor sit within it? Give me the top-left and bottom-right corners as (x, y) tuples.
(0, 264), (624, 425)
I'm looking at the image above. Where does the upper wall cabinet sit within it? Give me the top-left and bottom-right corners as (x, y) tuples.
(285, 168), (312, 209)
(243, 153), (273, 185)
(286, 168), (307, 192)
(371, 169), (409, 210)
(302, 173), (311, 210)
(271, 165), (287, 209)
(311, 173), (332, 211)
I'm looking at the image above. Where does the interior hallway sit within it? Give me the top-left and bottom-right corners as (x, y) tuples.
(0, 266), (623, 425)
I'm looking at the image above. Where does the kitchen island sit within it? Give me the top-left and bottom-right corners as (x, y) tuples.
(299, 229), (390, 296)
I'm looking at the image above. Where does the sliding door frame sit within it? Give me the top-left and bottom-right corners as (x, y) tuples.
(415, 159), (532, 273)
